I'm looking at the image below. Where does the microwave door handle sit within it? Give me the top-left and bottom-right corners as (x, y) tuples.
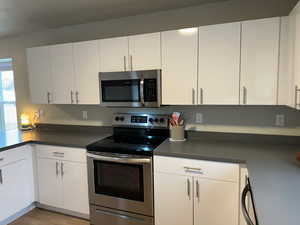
(87, 153), (151, 164)
(140, 77), (144, 106)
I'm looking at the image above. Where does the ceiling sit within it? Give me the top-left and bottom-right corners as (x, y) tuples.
(0, 0), (298, 38)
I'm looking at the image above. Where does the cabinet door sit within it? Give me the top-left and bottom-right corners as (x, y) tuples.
(241, 17), (280, 105)
(99, 37), (129, 72)
(194, 178), (239, 225)
(26, 46), (52, 104)
(154, 173), (193, 225)
(293, 13), (300, 109)
(73, 40), (100, 104)
(50, 43), (75, 104)
(198, 22), (240, 105)
(61, 161), (89, 214)
(0, 160), (33, 221)
(37, 158), (63, 208)
(161, 28), (198, 105)
(129, 33), (161, 70)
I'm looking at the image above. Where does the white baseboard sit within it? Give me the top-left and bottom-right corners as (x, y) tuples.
(0, 204), (35, 225)
(36, 203), (89, 220)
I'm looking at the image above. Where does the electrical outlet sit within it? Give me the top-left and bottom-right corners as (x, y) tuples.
(275, 114), (285, 127)
(82, 111), (88, 120)
(196, 113), (203, 124)
(39, 109), (44, 117)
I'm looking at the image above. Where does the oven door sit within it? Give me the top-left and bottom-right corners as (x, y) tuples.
(87, 153), (153, 216)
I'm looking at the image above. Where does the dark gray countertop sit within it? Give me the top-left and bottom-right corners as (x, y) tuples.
(0, 124), (112, 152)
(154, 137), (300, 225)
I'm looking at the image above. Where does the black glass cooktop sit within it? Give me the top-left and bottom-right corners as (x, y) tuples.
(87, 127), (169, 156)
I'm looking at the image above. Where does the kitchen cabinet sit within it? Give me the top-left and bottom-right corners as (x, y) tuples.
(154, 156), (239, 225)
(26, 46), (53, 104)
(36, 145), (89, 215)
(161, 28), (198, 105)
(128, 32), (161, 70)
(154, 173), (193, 225)
(240, 17), (280, 105)
(49, 43), (75, 104)
(198, 22), (240, 105)
(73, 40), (101, 104)
(289, 11), (300, 109)
(0, 146), (34, 222)
(99, 36), (129, 72)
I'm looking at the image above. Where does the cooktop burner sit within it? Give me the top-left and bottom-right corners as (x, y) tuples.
(87, 113), (169, 156)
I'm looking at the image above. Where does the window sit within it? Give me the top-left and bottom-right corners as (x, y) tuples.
(0, 58), (18, 131)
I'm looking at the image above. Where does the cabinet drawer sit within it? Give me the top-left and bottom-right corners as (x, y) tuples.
(36, 145), (86, 163)
(0, 145), (30, 168)
(154, 156), (239, 182)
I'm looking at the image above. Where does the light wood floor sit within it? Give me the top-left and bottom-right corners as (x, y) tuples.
(9, 208), (89, 225)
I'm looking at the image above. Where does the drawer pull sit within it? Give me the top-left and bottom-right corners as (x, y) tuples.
(184, 167), (203, 174)
(187, 178), (191, 200)
(53, 152), (64, 157)
(0, 169), (2, 184)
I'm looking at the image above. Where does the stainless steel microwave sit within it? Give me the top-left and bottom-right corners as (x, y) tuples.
(99, 70), (161, 107)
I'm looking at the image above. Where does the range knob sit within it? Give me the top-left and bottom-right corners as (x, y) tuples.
(154, 118), (159, 123)
(160, 118), (165, 123)
(120, 117), (124, 122)
(115, 116), (119, 121)
(149, 118), (154, 123)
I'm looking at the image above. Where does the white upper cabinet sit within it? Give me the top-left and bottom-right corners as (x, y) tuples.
(161, 28), (198, 105)
(240, 17), (280, 105)
(99, 36), (129, 72)
(73, 40), (100, 104)
(198, 22), (241, 105)
(50, 43), (75, 104)
(128, 32), (161, 70)
(27, 46), (53, 104)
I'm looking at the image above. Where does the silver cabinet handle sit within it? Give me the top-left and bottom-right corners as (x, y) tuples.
(294, 86), (300, 109)
(71, 91), (74, 104)
(0, 169), (2, 184)
(61, 162), (64, 177)
(187, 178), (191, 199)
(200, 88), (204, 104)
(184, 166), (203, 174)
(243, 86), (247, 105)
(75, 91), (79, 104)
(56, 161), (59, 177)
(53, 152), (64, 158)
(130, 55), (133, 71)
(192, 88), (196, 105)
(0, 158), (3, 161)
(124, 56), (127, 71)
(47, 92), (51, 104)
(196, 180), (200, 201)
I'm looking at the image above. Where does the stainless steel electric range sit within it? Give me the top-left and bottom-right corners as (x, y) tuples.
(86, 113), (169, 225)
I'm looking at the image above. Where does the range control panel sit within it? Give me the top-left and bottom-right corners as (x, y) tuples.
(113, 113), (169, 128)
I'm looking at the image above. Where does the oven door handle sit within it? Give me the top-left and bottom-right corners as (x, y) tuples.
(87, 153), (151, 164)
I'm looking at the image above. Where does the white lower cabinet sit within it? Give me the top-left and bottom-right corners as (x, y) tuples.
(154, 173), (194, 225)
(36, 145), (89, 215)
(0, 146), (35, 222)
(154, 156), (239, 225)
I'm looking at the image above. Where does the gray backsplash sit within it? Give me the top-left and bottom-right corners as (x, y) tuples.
(36, 104), (300, 128)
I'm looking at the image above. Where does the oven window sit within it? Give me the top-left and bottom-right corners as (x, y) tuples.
(94, 161), (144, 202)
(101, 79), (140, 102)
